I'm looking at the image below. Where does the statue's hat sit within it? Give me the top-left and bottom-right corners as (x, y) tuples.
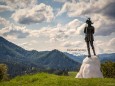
(86, 18), (93, 24)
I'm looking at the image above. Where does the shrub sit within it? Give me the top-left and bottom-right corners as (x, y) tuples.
(0, 64), (9, 81)
(101, 61), (115, 78)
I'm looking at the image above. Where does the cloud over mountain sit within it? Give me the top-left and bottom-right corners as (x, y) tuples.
(1, 24), (29, 38)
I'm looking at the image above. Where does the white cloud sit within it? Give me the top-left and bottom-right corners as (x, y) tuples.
(1, 0), (37, 9)
(61, 41), (72, 47)
(46, 19), (86, 42)
(56, 0), (115, 36)
(76, 23), (86, 35)
(57, 2), (88, 17)
(0, 17), (114, 54)
(21, 42), (32, 46)
(0, 5), (13, 12)
(12, 3), (54, 24)
(57, 0), (114, 17)
(54, 0), (77, 3)
(62, 41), (83, 47)
(0, 17), (32, 39)
(0, 24), (30, 38)
(95, 37), (115, 54)
(103, 37), (115, 53)
(91, 14), (115, 36)
(108, 38), (115, 47)
(40, 26), (69, 42)
(0, 0), (114, 54)
(67, 19), (82, 28)
(28, 19), (85, 43)
(0, 17), (10, 27)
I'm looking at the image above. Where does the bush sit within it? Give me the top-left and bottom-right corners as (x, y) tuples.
(0, 64), (9, 81)
(101, 61), (115, 78)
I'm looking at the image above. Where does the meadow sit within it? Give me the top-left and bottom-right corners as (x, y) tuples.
(0, 72), (115, 86)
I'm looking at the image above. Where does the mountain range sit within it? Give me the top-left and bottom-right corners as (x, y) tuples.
(0, 36), (115, 77)
(65, 52), (115, 63)
(0, 36), (80, 77)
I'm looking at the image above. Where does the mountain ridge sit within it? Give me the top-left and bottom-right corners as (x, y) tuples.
(65, 52), (115, 63)
(0, 36), (80, 77)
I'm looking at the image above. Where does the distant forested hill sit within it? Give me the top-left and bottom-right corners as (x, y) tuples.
(65, 52), (115, 63)
(0, 36), (80, 77)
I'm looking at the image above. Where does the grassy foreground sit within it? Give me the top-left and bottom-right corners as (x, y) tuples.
(0, 72), (115, 86)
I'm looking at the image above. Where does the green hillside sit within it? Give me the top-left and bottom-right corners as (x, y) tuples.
(0, 72), (115, 86)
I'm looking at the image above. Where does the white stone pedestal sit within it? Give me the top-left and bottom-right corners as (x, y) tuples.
(76, 56), (103, 78)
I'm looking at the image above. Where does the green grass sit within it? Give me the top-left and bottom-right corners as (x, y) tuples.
(0, 72), (115, 86)
(68, 71), (77, 77)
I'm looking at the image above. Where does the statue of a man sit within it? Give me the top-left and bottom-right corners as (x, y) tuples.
(84, 18), (96, 57)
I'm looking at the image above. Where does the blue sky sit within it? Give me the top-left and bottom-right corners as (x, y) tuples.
(0, 0), (115, 55)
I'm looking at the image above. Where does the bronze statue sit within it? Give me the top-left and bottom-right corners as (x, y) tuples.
(84, 18), (96, 57)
